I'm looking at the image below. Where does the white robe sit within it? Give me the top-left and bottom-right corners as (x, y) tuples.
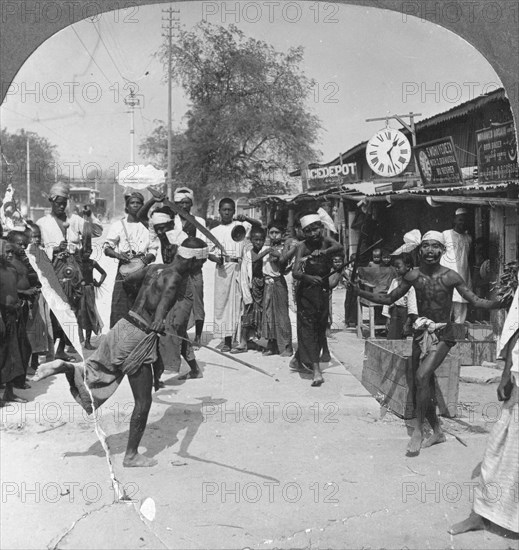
(37, 213), (103, 259)
(210, 221), (251, 338)
(440, 229), (472, 303)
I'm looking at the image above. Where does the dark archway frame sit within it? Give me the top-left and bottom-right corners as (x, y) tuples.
(1, 0), (518, 145)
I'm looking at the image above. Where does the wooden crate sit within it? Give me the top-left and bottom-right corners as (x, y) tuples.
(361, 339), (460, 419)
(453, 340), (497, 365)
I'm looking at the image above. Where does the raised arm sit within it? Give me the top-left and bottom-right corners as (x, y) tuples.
(137, 196), (162, 229)
(451, 271), (503, 309)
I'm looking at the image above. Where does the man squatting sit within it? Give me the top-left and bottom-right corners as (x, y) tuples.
(32, 237), (208, 468)
(353, 230), (504, 456)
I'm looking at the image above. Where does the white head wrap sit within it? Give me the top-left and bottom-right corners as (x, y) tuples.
(455, 208), (468, 216)
(177, 245), (208, 260)
(151, 212), (173, 226)
(391, 229), (421, 255)
(174, 187), (194, 203)
(421, 230), (445, 246)
(300, 214), (321, 229)
(317, 207), (337, 233)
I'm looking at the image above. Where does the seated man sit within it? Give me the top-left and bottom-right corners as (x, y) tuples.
(32, 237), (208, 468)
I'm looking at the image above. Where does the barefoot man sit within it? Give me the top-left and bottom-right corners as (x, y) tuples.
(33, 237), (208, 467)
(353, 231), (503, 455)
(291, 213), (343, 386)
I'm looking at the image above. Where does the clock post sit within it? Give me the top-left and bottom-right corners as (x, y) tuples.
(365, 112), (422, 180)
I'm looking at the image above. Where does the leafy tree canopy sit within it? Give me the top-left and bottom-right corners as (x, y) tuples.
(143, 22), (321, 213)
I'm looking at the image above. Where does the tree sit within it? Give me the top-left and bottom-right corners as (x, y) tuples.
(1, 128), (58, 208)
(147, 22), (322, 214)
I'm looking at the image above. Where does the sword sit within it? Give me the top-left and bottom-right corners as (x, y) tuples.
(148, 187), (227, 256)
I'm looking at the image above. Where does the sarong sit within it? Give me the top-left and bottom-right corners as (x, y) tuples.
(261, 276), (293, 354)
(241, 276), (264, 338)
(159, 277), (195, 371)
(109, 270), (140, 329)
(386, 305), (407, 340)
(0, 305), (27, 385)
(77, 284), (103, 334)
(295, 284), (330, 364)
(214, 261), (242, 338)
(66, 317), (159, 414)
(473, 384), (519, 533)
(26, 294), (54, 356)
(191, 269), (205, 322)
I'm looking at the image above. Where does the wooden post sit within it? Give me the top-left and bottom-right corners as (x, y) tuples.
(287, 206), (295, 237)
(489, 206), (505, 337)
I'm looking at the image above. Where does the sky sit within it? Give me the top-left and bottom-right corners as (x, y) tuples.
(0, 1), (502, 181)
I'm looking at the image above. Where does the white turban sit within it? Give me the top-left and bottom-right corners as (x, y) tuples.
(422, 230), (446, 246)
(49, 182), (70, 201)
(300, 214), (321, 229)
(317, 207), (337, 233)
(150, 212), (173, 226)
(455, 208), (468, 216)
(174, 187), (194, 203)
(177, 245), (208, 260)
(391, 229), (421, 255)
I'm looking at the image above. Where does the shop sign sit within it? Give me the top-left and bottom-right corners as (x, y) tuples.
(415, 136), (463, 187)
(306, 162), (358, 190)
(476, 121), (518, 182)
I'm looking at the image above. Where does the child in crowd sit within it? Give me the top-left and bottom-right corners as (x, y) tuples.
(77, 247), (106, 350)
(24, 222), (54, 371)
(261, 221), (293, 357)
(236, 226), (268, 353)
(368, 248), (382, 267)
(381, 249), (392, 268)
(382, 253), (418, 339)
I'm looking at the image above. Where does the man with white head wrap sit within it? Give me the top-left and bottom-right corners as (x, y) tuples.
(354, 229), (504, 456)
(440, 207), (473, 323)
(32, 237), (209, 468)
(173, 187), (207, 348)
(104, 191), (158, 328)
(291, 213), (343, 386)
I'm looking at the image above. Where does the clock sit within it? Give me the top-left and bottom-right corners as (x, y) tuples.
(366, 128), (412, 177)
(418, 150), (433, 182)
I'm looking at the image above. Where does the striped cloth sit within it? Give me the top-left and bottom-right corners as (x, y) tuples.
(473, 383), (519, 533)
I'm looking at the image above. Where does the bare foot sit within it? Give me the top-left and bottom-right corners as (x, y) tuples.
(448, 512), (485, 535)
(83, 342), (96, 351)
(406, 429), (423, 456)
(311, 373), (324, 386)
(123, 454), (158, 468)
(193, 338), (201, 351)
(320, 352), (331, 362)
(31, 360), (69, 382)
(178, 369), (203, 380)
(422, 431), (447, 448)
(280, 349), (293, 357)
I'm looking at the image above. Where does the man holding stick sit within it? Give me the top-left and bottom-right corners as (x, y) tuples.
(351, 230), (504, 455)
(32, 237), (208, 468)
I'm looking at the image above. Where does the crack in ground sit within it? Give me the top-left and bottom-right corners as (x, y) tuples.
(262, 508), (390, 546)
(46, 501), (170, 550)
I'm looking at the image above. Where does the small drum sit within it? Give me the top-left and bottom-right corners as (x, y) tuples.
(118, 256), (147, 284)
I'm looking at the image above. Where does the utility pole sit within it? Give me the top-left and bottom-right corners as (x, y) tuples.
(124, 87), (140, 164)
(162, 6), (180, 200)
(26, 137), (31, 216)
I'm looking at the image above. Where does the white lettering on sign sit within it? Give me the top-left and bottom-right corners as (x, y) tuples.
(308, 163), (357, 180)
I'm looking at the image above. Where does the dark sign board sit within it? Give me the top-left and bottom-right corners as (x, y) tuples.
(476, 121), (518, 182)
(414, 136), (463, 187)
(306, 162), (358, 191)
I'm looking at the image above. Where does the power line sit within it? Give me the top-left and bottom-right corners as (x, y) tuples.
(91, 20), (128, 82)
(71, 26), (113, 86)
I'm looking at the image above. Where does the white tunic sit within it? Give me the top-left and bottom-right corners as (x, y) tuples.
(37, 213), (103, 259)
(210, 221), (251, 337)
(104, 217), (158, 257)
(440, 229), (472, 303)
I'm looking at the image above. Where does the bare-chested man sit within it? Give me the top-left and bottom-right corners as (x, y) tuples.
(291, 213), (343, 386)
(353, 231), (503, 455)
(32, 237), (208, 467)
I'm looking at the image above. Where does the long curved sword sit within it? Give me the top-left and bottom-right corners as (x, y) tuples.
(148, 187), (227, 255)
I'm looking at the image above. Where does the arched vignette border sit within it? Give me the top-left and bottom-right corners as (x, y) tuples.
(1, 0), (518, 146)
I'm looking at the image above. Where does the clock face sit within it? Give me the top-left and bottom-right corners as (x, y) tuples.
(418, 150), (433, 182)
(366, 129), (412, 177)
